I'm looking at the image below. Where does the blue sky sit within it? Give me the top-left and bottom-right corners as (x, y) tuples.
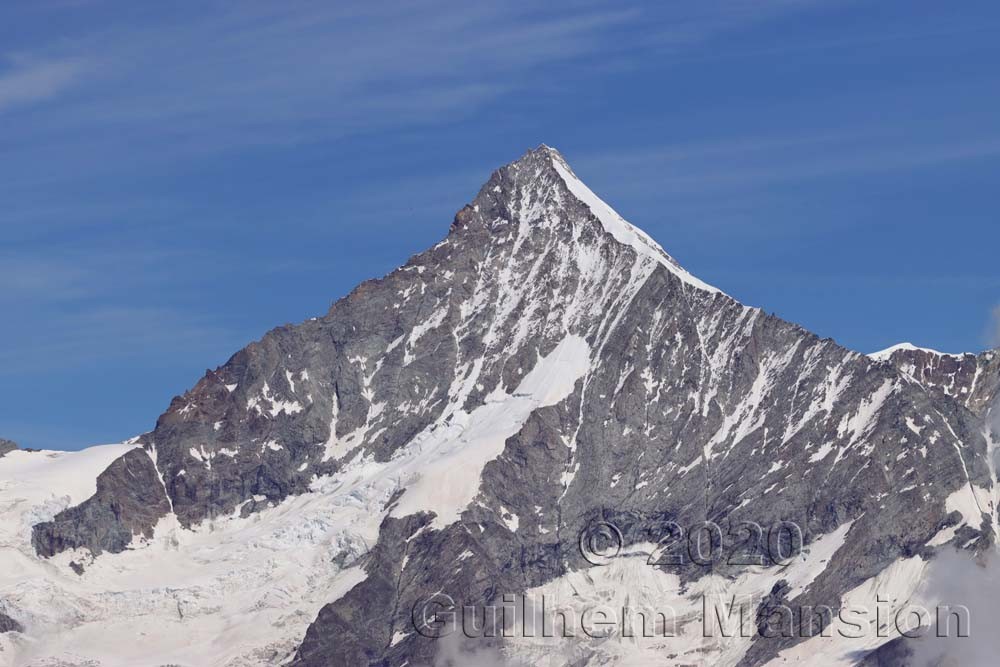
(2, 0), (999, 451)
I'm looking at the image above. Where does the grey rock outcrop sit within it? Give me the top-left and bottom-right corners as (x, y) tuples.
(32, 448), (171, 557)
(873, 345), (1000, 416)
(0, 609), (22, 634)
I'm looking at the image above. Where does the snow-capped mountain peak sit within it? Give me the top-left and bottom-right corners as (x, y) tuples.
(492, 145), (720, 294)
(3, 146), (998, 667)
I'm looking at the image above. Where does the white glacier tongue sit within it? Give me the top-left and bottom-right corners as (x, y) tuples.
(543, 145), (721, 294)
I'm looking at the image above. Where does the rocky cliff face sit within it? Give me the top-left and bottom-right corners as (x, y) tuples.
(6, 147), (999, 666)
(32, 448), (171, 558)
(872, 343), (1000, 416)
(0, 612), (21, 635)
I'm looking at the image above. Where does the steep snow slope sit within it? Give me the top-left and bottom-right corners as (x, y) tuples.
(546, 147), (719, 294)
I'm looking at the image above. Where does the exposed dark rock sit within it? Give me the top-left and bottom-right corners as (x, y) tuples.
(31, 448), (171, 558)
(0, 609), (22, 634)
(0, 438), (18, 458)
(875, 345), (1000, 416)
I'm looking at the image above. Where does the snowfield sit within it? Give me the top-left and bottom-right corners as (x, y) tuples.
(0, 443), (368, 666)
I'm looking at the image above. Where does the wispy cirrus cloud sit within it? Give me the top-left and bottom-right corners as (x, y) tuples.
(0, 304), (236, 375)
(0, 56), (89, 112)
(7, 3), (635, 150)
(2, 1), (832, 163)
(0, 247), (248, 375)
(573, 130), (1000, 200)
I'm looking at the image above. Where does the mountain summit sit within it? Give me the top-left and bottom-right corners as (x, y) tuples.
(511, 145), (718, 292)
(2, 147), (997, 666)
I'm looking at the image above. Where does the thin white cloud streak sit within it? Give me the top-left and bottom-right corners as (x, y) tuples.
(0, 247), (229, 303)
(0, 248), (252, 375)
(7, 4), (633, 141)
(0, 256), (94, 301)
(572, 131), (1000, 198)
(0, 304), (238, 375)
(0, 57), (89, 112)
(635, 0), (838, 50)
(1, 1), (826, 162)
